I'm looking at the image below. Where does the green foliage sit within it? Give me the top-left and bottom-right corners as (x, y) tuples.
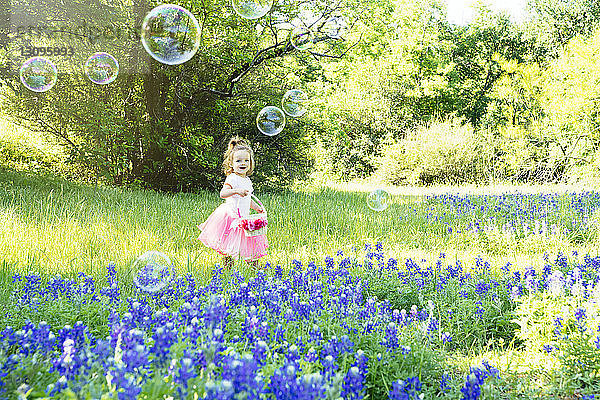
(0, 0), (366, 191)
(375, 117), (493, 185)
(526, 0), (600, 57)
(308, 1), (536, 180)
(483, 54), (544, 129)
(514, 284), (600, 395)
(0, 138), (56, 173)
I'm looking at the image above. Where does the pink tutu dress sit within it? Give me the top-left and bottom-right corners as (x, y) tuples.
(198, 173), (268, 261)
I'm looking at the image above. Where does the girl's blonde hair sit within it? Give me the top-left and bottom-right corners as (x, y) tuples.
(222, 136), (255, 176)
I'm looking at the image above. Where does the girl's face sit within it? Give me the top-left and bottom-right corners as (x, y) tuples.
(232, 150), (251, 176)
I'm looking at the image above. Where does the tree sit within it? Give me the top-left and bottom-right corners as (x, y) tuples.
(0, 0), (365, 191)
(525, 0), (600, 58)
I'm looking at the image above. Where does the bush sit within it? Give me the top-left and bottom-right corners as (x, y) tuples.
(375, 117), (493, 185)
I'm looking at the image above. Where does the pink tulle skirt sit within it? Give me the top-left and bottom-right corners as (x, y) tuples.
(198, 204), (268, 261)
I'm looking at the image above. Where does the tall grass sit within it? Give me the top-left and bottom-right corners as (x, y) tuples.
(3, 166), (600, 287)
(1, 168), (421, 278)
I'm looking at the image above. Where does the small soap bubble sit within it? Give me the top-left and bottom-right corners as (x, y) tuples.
(367, 189), (390, 212)
(322, 16), (348, 39)
(281, 89), (308, 117)
(290, 26), (314, 51)
(141, 4), (201, 65)
(256, 106), (286, 136)
(132, 251), (172, 293)
(19, 57), (57, 92)
(232, 0), (273, 19)
(84, 52), (119, 84)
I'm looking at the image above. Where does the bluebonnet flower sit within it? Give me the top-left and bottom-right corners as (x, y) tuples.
(273, 323), (286, 343)
(441, 332), (452, 344)
(389, 376), (422, 400)
(460, 361), (499, 400)
(309, 324), (322, 343)
(0, 355), (20, 393)
(175, 357), (197, 398)
(574, 308), (587, 333)
(354, 350), (369, 377)
(322, 355), (336, 377)
(122, 343), (149, 373)
(400, 346), (411, 358)
(474, 301), (484, 318)
(270, 364), (325, 400)
(111, 369), (142, 400)
(205, 379), (235, 399)
(325, 256), (335, 270)
(382, 322), (399, 350)
(475, 280), (489, 297)
(46, 376), (68, 397)
(553, 317), (563, 338)
(305, 347), (318, 363)
(253, 340), (269, 365)
(204, 294), (229, 329)
(150, 325), (177, 366)
(342, 366), (364, 400)
(439, 373), (450, 393)
(427, 317), (439, 336)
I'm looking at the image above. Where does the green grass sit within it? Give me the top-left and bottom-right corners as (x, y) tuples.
(2, 165), (600, 285)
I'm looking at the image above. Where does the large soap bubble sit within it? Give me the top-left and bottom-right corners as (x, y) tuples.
(256, 106), (286, 136)
(281, 89), (308, 117)
(232, 0), (273, 19)
(290, 26), (314, 51)
(84, 52), (119, 84)
(132, 251), (173, 293)
(322, 16), (348, 39)
(141, 4), (201, 65)
(367, 189), (390, 212)
(19, 57), (57, 92)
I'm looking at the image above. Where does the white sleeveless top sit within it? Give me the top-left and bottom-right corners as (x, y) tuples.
(224, 173), (253, 217)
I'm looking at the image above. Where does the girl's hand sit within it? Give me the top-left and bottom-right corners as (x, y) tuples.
(237, 189), (250, 196)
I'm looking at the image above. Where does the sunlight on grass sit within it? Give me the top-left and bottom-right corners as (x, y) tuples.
(0, 117), (63, 155)
(3, 167), (600, 286)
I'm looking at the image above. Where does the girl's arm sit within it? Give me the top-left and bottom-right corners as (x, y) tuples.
(250, 198), (264, 213)
(220, 183), (249, 199)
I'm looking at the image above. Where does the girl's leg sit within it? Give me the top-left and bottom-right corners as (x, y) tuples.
(222, 256), (234, 270)
(247, 259), (260, 270)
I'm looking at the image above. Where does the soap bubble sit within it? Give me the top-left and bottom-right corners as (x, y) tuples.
(84, 52), (119, 84)
(256, 106), (286, 136)
(141, 4), (201, 65)
(281, 89), (308, 117)
(232, 0), (273, 19)
(322, 16), (348, 39)
(19, 57), (57, 92)
(290, 26), (314, 51)
(367, 189), (390, 212)
(132, 251), (173, 292)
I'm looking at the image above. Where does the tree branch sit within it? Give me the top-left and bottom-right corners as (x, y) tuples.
(196, 5), (362, 99)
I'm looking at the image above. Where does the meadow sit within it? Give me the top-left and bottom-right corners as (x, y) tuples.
(3, 159), (600, 399)
(2, 1), (600, 397)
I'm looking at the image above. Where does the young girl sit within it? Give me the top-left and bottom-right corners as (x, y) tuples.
(198, 137), (268, 269)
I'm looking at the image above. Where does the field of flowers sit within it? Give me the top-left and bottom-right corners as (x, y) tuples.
(3, 185), (600, 399)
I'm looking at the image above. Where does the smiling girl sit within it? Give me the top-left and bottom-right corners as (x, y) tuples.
(197, 137), (268, 269)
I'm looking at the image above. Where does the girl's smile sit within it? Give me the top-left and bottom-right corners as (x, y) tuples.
(232, 150), (251, 176)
